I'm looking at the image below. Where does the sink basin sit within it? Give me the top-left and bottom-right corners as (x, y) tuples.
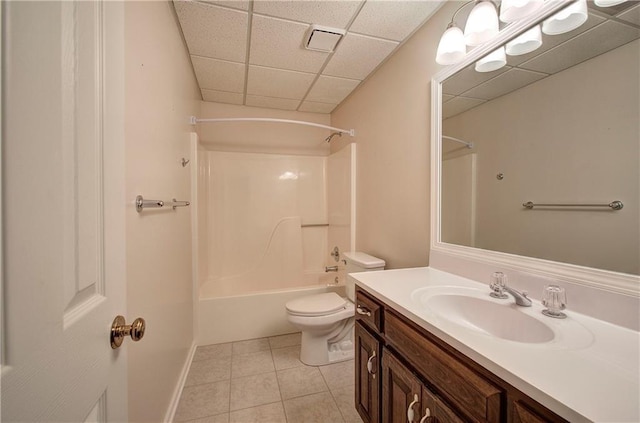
(425, 293), (555, 343)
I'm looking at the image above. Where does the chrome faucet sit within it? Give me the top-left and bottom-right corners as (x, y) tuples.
(503, 285), (532, 307)
(490, 272), (532, 307)
(325, 266), (339, 272)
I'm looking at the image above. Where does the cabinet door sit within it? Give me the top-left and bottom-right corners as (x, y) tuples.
(513, 401), (557, 423)
(421, 386), (465, 423)
(355, 322), (381, 423)
(382, 348), (423, 423)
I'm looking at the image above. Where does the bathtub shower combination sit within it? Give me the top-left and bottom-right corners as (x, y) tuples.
(194, 144), (356, 346)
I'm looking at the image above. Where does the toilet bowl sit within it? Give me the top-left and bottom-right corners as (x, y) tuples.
(285, 252), (385, 366)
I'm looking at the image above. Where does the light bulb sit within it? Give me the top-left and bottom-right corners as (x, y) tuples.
(500, 0), (544, 23)
(542, 0), (588, 35)
(475, 47), (507, 72)
(436, 24), (466, 65)
(506, 25), (542, 56)
(464, 1), (499, 46)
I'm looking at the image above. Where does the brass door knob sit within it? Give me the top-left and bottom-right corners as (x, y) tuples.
(110, 315), (146, 349)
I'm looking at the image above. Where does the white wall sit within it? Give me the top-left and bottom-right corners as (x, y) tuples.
(124, 2), (201, 422)
(443, 40), (639, 275)
(330, 2), (458, 268)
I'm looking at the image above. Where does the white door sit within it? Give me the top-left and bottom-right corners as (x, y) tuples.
(1, 1), (128, 421)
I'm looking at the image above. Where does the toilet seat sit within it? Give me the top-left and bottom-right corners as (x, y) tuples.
(286, 292), (348, 317)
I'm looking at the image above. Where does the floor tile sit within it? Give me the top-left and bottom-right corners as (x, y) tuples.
(332, 384), (364, 423)
(231, 350), (274, 378)
(183, 413), (229, 423)
(268, 332), (301, 349)
(229, 372), (281, 411)
(319, 359), (355, 391)
(229, 402), (286, 423)
(193, 343), (233, 362)
(185, 356), (232, 387)
(276, 366), (328, 400)
(283, 391), (345, 423)
(271, 345), (305, 371)
(174, 380), (230, 422)
(232, 338), (270, 355)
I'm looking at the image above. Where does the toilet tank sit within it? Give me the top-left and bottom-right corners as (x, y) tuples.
(343, 252), (385, 301)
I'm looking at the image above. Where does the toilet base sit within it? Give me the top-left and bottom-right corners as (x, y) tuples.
(299, 323), (354, 366)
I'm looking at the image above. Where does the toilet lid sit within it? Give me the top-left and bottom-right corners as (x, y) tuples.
(286, 292), (347, 317)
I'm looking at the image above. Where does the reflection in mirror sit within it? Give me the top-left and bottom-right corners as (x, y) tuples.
(440, 1), (639, 275)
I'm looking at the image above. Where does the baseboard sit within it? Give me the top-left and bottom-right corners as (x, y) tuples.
(164, 341), (197, 423)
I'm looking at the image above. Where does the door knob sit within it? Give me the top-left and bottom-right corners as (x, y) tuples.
(110, 315), (146, 349)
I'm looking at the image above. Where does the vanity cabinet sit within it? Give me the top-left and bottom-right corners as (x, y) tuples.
(354, 287), (568, 423)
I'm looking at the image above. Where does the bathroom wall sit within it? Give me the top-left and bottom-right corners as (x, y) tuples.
(329, 2), (458, 269)
(124, 2), (201, 422)
(201, 151), (328, 297)
(443, 40), (640, 275)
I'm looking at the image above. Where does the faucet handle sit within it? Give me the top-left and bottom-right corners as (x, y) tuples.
(489, 272), (509, 299)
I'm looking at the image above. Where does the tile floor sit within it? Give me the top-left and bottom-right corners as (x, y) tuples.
(174, 333), (364, 423)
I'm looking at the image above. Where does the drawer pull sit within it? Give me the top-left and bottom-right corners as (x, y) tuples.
(419, 407), (432, 423)
(356, 305), (372, 316)
(407, 394), (419, 422)
(366, 350), (377, 378)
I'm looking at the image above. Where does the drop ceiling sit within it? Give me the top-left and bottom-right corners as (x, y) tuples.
(173, 0), (443, 114)
(443, 1), (640, 119)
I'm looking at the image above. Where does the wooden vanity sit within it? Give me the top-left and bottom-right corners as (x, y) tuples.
(355, 285), (569, 423)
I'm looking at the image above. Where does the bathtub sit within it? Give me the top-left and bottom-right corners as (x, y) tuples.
(197, 272), (346, 345)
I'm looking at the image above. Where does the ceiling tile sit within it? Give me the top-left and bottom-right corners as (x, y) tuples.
(506, 13), (606, 67)
(617, 2), (640, 26)
(305, 75), (360, 104)
(252, 1), (361, 28)
(443, 97), (486, 119)
(518, 20), (640, 74)
(202, 89), (244, 105)
(245, 95), (300, 111)
(443, 94), (455, 102)
(247, 65), (315, 99)
(349, 0), (441, 41)
(443, 65), (511, 96)
(587, 0), (639, 17)
(250, 15), (328, 73)
(191, 56), (245, 92)
(461, 68), (548, 100)
(299, 101), (336, 114)
(173, 1), (248, 62)
(323, 33), (398, 80)
(201, 0), (249, 11)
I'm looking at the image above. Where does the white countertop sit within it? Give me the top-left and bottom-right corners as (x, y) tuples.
(352, 267), (640, 423)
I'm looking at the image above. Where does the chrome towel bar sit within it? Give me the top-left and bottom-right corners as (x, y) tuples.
(522, 201), (623, 210)
(301, 223), (329, 228)
(136, 195), (190, 213)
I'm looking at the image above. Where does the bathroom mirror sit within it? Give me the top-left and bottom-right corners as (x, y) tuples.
(431, 1), (640, 292)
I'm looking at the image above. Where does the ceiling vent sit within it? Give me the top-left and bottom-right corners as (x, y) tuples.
(304, 25), (346, 53)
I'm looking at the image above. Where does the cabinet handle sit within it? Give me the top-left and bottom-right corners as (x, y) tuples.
(407, 394), (419, 422)
(419, 407), (432, 423)
(356, 305), (372, 316)
(366, 350), (377, 378)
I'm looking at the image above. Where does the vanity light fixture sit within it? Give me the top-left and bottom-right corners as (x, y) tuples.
(505, 24), (542, 55)
(499, 0), (544, 23)
(464, 0), (500, 46)
(542, 0), (589, 35)
(435, 23), (466, 65)
(594, 0), (627, 7)
(475, 46), (507, 72)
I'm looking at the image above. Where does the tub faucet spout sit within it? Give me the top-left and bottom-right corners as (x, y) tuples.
(325, 266), (339, 272)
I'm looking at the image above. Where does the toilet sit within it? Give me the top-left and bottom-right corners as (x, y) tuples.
(285, 252), (385, 366)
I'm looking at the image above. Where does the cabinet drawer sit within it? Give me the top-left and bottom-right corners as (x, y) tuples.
(385, 312), (502, 422)
(355, 291), (382, 333)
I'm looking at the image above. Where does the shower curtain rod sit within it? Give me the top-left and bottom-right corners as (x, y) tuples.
(189, 116), (355, 137)
(443, 135), (474, 149)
